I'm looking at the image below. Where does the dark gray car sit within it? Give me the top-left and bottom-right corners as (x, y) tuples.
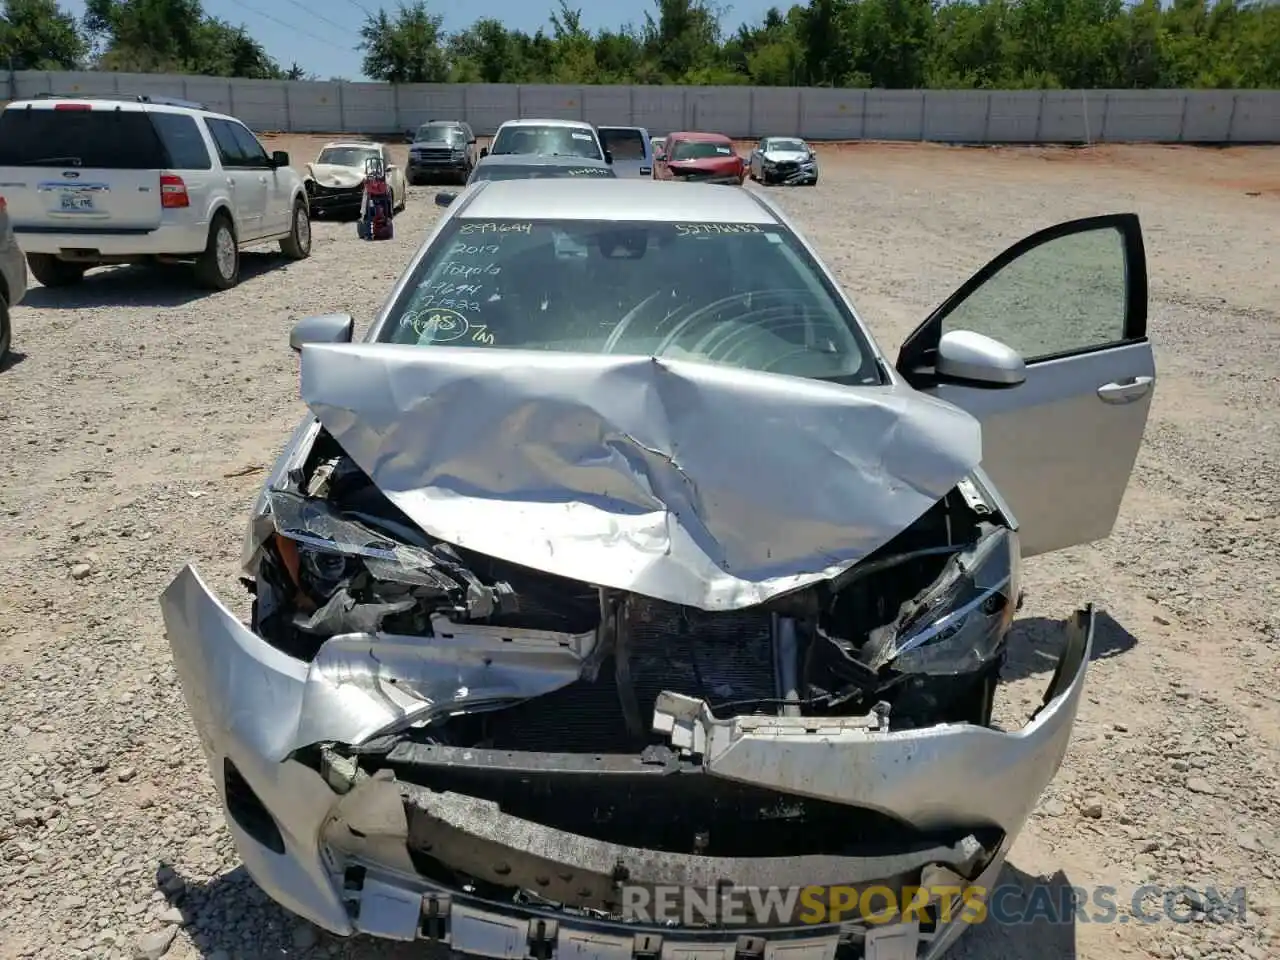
(407, 121), (477, 185)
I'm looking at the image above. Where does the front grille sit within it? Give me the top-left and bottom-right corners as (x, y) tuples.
(412, 147), (457, 165)
(773, 161), (800, 174)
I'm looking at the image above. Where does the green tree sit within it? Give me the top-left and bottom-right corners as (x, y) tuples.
(0, 0), (86, 69)
(84, 0), (280, 77)
(359, 1), (449, 83)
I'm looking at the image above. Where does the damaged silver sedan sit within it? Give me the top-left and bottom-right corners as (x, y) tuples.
(160, 180), (1156, 959)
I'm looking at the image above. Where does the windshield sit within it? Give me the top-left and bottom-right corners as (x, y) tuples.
(599, 128), (647, 160)
(417, 124), (464, 145)
(490, 125), (603, 160)
(378, 219), (881, 385)
(670, 140), (734, 161)
(766, 139), (806, 153)
(318, 146), (379, 168)
(471, 164), (615, 183)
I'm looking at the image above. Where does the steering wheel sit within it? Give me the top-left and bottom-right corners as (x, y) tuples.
(655, 289), (824, 361)
(602, 291), (662, 354)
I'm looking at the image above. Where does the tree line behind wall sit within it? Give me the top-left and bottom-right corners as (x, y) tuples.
(3, 0), (1278, 88)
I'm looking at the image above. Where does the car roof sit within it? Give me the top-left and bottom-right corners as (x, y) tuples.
(498, 118), (596, 131)
(667, 131), (732, 142)
(459, 179), (778, 224)
(5, 97), (230, 120)
(322, 141), (382, 149)
(476, 154), (611, 169)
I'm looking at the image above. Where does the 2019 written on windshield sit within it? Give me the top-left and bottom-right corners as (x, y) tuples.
(402, 226), (536, 343)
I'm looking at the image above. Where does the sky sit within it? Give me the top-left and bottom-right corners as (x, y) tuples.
(57, 0), (781, 81)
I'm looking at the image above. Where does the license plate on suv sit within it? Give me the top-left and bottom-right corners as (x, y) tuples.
(60, 191), (94, 211)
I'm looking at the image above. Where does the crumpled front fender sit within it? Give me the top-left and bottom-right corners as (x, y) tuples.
(159, 564), (591, 765)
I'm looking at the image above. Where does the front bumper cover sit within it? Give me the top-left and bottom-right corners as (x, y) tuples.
(159, 564), (1094, 959)
(305, 183), (364, 215)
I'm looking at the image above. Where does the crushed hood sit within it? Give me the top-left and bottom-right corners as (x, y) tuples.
(306, 162), (365, 188)
(299, 344), (983, 611)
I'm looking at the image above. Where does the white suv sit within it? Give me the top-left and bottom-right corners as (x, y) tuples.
(0, 95), (312, 290)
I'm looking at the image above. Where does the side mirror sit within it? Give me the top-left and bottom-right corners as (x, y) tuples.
(271, 150), (290, 168)
(290, 313), (354, 353)
(654, 151), (665, 162)
(479, 146), (489, 158)
(469, 137), (477, 144)
(935, 330), (1026, 386)
(435, 191), (457, 207)
(604, 149), (613, 165)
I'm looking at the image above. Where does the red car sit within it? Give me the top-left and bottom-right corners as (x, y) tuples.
(653, 131), (746, 185)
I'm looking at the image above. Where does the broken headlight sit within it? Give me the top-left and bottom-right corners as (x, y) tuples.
(265, 488), (512, 618)
(865, 524), (1020, 677)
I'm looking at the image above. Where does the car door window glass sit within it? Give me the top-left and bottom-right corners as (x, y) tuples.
(207, 119), (248, 167)
(229, 123), (269, 167)
(939, 226), (1129, 362)
(149, 112), (212, 170)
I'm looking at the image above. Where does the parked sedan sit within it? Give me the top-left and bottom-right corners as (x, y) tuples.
(304, 141), (407, 219)
(0, 195), (27, 363)
(161, 179), (1156, 958)
(749, 136), (820, 185)
(654, 131), (746, 184)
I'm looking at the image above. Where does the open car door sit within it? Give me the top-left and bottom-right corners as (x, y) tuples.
(896, 213), (1155, 558)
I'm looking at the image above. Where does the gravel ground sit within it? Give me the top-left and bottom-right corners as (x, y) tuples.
(1, 137), (1278, 960)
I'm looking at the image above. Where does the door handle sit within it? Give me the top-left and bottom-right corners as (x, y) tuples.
(226, 178), (235, 188)
(1097, 376), (1154, 404)
(258, 176), (268, 184)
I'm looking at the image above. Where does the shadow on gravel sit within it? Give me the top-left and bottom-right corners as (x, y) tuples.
(0, 349), (26, 372)
(155, 858), (1079, 960)
(22, 252), (293, 310)
(1002, 610), (1138, 684)
(154, 861), (312, 957)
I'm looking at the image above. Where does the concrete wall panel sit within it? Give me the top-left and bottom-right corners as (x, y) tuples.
(922, 91), (988, 142)
(800, 89), (865, 139)
(750, 87), (803, 139)
(1180, 91), (1236, 142)
(1229, 92), (1280, 143)
(1039, 90), (1107, 143)
(630, 87), (685, 138)
(685, 87), (752, 134)
(984, 92), (1042, 143)
(1098, 91), (1184, 142)
(5, 73), (1279, 143)
(864, 90), (925, 140)
(514, 85), (584, 122)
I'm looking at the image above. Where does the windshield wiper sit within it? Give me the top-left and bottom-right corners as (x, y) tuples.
(18, 156), (83, 166)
